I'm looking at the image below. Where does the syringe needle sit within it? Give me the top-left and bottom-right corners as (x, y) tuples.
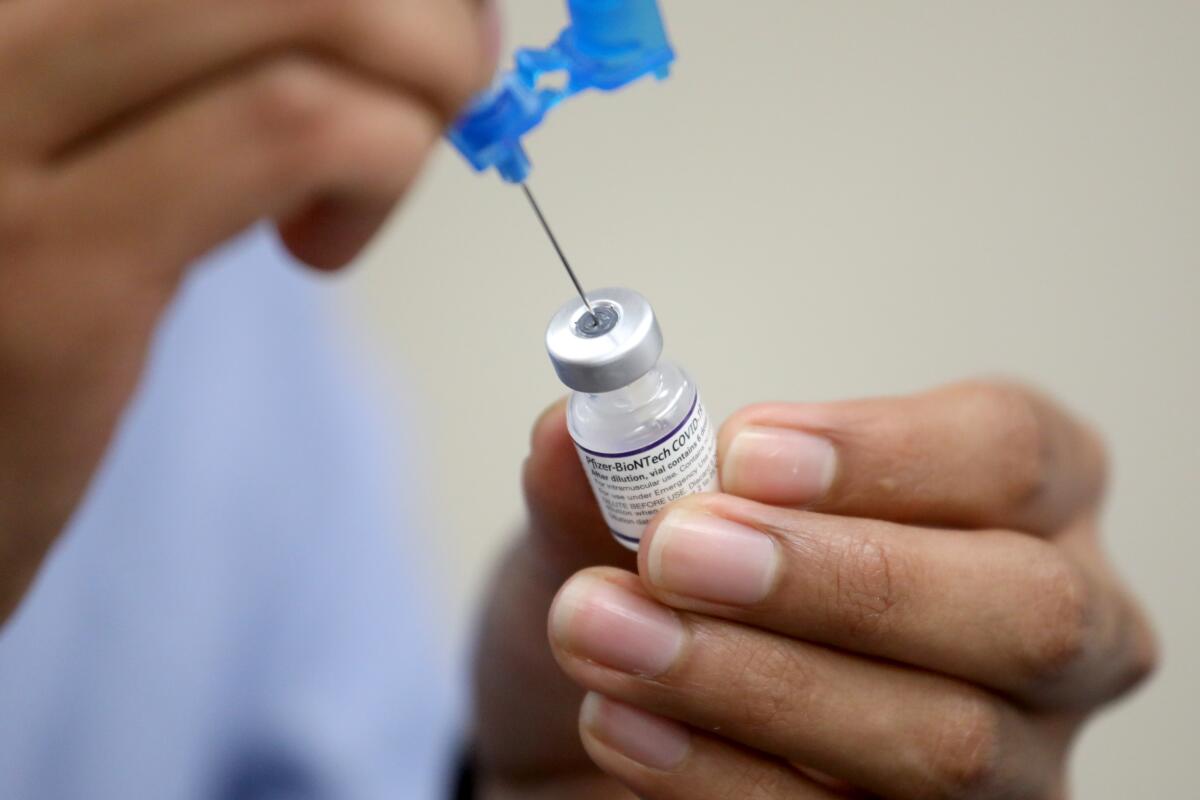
(521, 182), (596, 321)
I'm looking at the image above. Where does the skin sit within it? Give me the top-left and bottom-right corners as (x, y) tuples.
(0, 0), (500, 621)
(477, 382), (1159, 799)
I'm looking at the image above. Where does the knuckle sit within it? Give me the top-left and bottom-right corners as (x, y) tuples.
(925, 693), (1005, 799)
(1017, 550), (1092, 687)
(708, 632), (813, 731)
(824, 531), (901, 639)
(239, 58), (357, 181)
(719, 760), (790, 800)
(242, 58), (340, 145)
(1124, 614), (1162, 690)
(1104, 592), (1161, 697)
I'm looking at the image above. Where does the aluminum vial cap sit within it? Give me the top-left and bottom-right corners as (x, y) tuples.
(545, 287), (664, 394)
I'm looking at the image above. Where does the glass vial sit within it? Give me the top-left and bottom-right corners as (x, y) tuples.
(545, 288), (719, 551)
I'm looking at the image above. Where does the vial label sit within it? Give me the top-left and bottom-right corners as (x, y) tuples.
(573, 393), (719, 551)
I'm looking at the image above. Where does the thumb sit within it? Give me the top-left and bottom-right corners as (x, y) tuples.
(522, 399), (637, 578)
(470, 401), (637, 783)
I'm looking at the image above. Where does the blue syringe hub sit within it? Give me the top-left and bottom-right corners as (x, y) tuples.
(449, 0), (675, 183)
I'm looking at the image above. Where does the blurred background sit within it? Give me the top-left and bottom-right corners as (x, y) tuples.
(345, 1), (1196, 796)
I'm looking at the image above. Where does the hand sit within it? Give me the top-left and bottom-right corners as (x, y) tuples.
(471, 400), (640, 799)
(0, 0), (499, 622)
(541, 381), (1157, 798)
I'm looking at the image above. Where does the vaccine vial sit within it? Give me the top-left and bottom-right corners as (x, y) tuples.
(546, 288), (719, 551)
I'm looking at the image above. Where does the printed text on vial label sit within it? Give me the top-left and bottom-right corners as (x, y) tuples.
(575, 400), (719, 544)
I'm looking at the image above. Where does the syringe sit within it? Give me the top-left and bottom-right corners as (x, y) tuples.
(448, 0), (675, 184)
(448, 0), (674, 322)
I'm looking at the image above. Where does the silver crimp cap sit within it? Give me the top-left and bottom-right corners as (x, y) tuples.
(545, 287), (664, 394)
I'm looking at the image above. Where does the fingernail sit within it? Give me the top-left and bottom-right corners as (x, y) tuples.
(581, 693), (691, 771)
(722, 426), (837, 505)
(551, 575), (684, 677)
(648, 510), (778, 605)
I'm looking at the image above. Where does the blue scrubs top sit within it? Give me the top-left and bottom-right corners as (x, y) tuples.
(0, 231), (458, 799)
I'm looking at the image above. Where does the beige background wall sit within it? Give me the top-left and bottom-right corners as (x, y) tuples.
(346, 1), (1197, 796)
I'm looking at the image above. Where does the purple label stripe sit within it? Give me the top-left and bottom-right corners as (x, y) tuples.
(575, 392), (700, 459)
(610, 529), (642, 546)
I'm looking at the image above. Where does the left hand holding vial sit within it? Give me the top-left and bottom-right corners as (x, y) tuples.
(530, 380), (1157, 798)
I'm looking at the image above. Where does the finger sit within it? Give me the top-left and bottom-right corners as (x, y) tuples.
(636, 494), (1155, 709)
(578, 694), (841, 800)
(475, 401), (636, 781)
(38, 56), (440, 281)
(718, 380), (1108, 536)
(275, 194), (396, 271)
(551, 570), (1063, 800)
(2, 0), (489, 157)
(522, 400), (636, 578)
